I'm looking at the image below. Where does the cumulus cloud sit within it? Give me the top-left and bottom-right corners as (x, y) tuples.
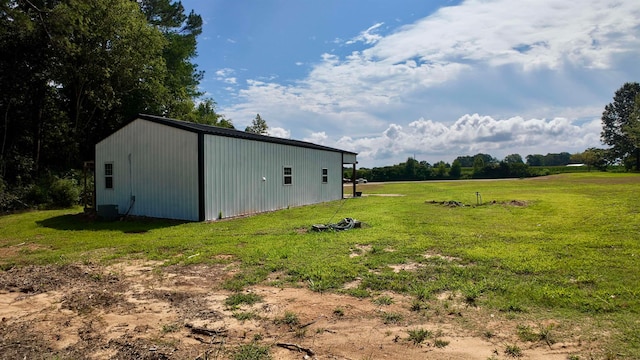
(330, 114), (602, 167)
(219, 0), (639, 166)
(267, 127), (291, 139)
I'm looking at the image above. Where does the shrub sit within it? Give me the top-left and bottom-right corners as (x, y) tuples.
(49, 177), (80, 207)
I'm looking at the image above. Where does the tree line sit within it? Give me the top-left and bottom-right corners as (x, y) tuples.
(345, 148), (614, 183)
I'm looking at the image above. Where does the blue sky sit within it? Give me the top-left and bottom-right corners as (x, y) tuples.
(181, 0), (640, 167)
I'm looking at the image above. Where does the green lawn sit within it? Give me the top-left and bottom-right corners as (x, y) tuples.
(2, 172), (639, 357)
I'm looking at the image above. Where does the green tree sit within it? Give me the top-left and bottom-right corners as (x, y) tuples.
(601, 82), (640, 170)
(526, 154), (544, 166)
(245, 114), (269, 134)
(449, 159), (462, 179)
(187, 98), (234, 128)
(504, 153), (524, 164)
(139, 0), (204, 118)
(472, 155), (485, 175)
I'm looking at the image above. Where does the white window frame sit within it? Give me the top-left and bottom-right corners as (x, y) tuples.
(283, 166), (293, 185)
(104, 162), (114, 189)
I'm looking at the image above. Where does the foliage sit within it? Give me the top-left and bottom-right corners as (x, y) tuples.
(231, 343), (271, 360)
(526, 152), (572, 166)
(2, 173), (640, 357)
(245, 114), (269, 134)
(601, 82), (640, 169)
(49, 177), (80, 208)
(225, 293), (263, 307)
(0, 0), (215, 197)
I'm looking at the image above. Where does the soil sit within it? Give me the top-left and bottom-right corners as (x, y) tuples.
(0, 259), (589, 359)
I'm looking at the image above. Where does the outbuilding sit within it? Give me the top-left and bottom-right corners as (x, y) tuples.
(94, 114), (358, 221)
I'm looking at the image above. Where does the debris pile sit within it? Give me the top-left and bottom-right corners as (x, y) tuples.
(311, 217), (361, 232)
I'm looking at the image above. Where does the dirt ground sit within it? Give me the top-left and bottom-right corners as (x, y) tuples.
(0, 258), (589, 360)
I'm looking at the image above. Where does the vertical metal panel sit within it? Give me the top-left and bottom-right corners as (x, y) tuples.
(95, 119), (199, 221)
(204, 136), (344, 220)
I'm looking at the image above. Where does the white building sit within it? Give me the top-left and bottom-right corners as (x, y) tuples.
(95, 114), (358, 221)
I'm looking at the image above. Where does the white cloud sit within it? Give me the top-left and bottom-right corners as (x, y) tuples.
(267, 127), (291, 139)
(346, 22), (385, 45)
(219, 0), (640, 166)
(331, 114), (603, 167)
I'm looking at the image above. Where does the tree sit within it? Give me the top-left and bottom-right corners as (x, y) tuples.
(473, 155), (485, 175)
(601, 82), (640, 170)
(526, 154), (544, 166)
(245, 114), (269, 134)
(504, 154), (524, 164)
(139, 0), (204, 118)
(187, 98), (234, 128)
(450, 159), (462, 179)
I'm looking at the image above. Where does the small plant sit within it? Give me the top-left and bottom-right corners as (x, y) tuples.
(538, 324), (556, 346)
(161, 323), (179, 333)
(233, 311), (259, 322)
(333, 307), (345, 317)
(410, 300), (426, 312)
(253, 333), (263, 341)
(504, 344), (523, 358)
(373, 295), (394, 306)
(567, 356), (580, 360)
(406, 328), (431, 345)
(232, 343), (271, 360)
(434, 338), (450, 348)
(381, 312), (403, 324)
(483, 330), (495, 339)
(294, 327), (307, 339)
(517, 324), (539, 342)
(225, 293), (263, 307)
(275, 311), (300, 327)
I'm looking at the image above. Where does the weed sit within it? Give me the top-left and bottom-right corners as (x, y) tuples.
(410, 300), (426, 312)
(434, 338), (450, 348)
(373, 295), (394, 306)
(567, 356), (580, 360)
(517, 324), (539, 342)
(161, 323), (179, 333)
(483, 330), (495, 339)
(406, 328), (431, 345)
(381, 312), (403, 324)
(253, 333), (263, 341)
(225, 293), (263, 307)
(233, 311), (259, 322)
(504, 344), (523, 358)
(333, 307), (345, 317)
(538, 324), (556, 346)
(232, 343), (271, 360)
(275, 311), (300, 327)
(294, 328), (306, 339)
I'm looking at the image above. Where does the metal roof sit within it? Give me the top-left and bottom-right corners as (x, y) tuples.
(136, 114), (358, 156)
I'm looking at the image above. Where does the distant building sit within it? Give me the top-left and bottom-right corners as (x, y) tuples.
(95, 114), (357, 221)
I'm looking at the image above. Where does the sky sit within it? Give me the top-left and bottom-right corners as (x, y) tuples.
(180, 0), (640, 168)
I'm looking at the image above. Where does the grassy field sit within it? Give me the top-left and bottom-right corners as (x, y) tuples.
(1, 172), (639, 358)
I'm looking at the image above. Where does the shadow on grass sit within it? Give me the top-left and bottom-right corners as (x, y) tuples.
(36, 212), (188, 233)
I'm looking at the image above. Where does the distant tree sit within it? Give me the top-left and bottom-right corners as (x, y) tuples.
(580, 148), (608, 171)
(473, 155), (485, 175)
(188, 98), (234, 128)
(450, 159), (462, 179)
(601, 82), (640, 170)
(245, 114), (269, 134)
(526, 154), (544, 166)
(504, 154), (524, 164)
(404, 157), (418, 180)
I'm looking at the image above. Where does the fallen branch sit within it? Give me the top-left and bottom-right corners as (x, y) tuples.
(185, 323), (227, 337)
(276, 342), (315, 356)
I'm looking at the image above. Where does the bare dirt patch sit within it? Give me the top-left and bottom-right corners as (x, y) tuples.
(0, 261), (587, 359)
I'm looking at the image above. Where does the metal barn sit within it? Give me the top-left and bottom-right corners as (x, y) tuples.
(94, 114), (358, 221)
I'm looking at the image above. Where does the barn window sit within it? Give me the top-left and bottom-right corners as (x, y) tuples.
(322, 168), (328, 183)
(283, 166), (292, 185)
(104, 163), (113, 189)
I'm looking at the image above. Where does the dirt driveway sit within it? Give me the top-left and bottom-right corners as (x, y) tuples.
(0, 260), (588, 359)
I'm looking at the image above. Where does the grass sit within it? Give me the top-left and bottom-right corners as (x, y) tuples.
(1, 173), (640, 357)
